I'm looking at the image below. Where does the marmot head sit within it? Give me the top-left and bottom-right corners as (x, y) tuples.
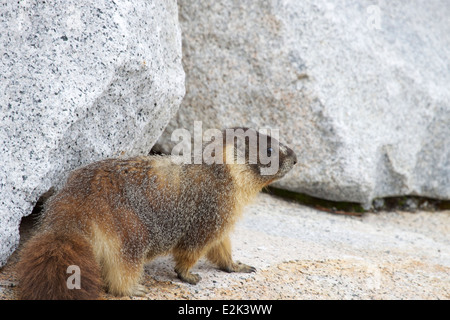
(218, 127), (297, 187)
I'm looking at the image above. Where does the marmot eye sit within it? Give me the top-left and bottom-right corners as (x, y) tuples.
(267, 147), (273, 156)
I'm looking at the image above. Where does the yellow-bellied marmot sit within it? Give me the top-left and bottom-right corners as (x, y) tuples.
(17, 127), (297, 299)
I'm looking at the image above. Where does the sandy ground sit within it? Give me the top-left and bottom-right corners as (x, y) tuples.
(1, 193), (449, 300)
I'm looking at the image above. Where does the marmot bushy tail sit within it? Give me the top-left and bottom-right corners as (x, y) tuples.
(17, 232), (101, 299)
(17, 127), (297, 300)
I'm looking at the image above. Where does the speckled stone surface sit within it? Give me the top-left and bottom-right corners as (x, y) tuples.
(0, 0), (185, 266)
(1, 194), (448, 300)
(156, 0), (450, 207)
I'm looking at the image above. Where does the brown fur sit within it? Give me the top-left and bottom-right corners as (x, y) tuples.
(17, 232), (101, 300)
(17, 128), (296, 299)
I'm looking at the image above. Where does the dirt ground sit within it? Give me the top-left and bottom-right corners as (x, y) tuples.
(1, 194), (449, 300)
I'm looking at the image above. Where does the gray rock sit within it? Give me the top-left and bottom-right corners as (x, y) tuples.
(0, 0), (185, 266)
(156, 0), (450, 207)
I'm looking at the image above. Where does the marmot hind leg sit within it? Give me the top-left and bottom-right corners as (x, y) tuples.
(90, 224), (147, 297)
(206, 236), (256, 273)
(101, 254), (147, 297)
(172, 248), (203, 285)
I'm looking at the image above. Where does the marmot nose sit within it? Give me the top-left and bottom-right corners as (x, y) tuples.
(287, 148), (297, 165)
